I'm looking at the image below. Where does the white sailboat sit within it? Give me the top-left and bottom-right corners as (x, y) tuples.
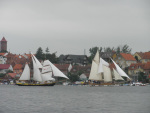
(88, 50), (113, 85)
(16, 54), (68, 86)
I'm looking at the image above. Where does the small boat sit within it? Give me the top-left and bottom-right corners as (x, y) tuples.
(16, 53), (69, 86)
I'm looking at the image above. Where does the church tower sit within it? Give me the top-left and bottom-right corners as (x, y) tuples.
(0, 37), (7, 52)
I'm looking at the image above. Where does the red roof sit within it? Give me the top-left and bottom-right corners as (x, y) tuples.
(1, 37), (7, 42)
(0, 53), (6, 56)
(13, 64), (23, 70)
(143, 62), (150, 70)
(8, 73), (17, 78)
(0, 64), (10, 69)
(136, 52), (144, 58)
(120, 53), (136, 61)
(128, 63), (145, 70)
(143, 52), (150, 59)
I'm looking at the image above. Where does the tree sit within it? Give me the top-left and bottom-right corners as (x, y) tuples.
(115, 44), (132, 54)
(36, 47), (45, 60)
(67, 72), (79, 82)
(88, 47), (102, 63)
(45, 47), (50, 54)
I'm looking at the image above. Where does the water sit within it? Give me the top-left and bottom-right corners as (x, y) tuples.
(0, 85), (150, 113)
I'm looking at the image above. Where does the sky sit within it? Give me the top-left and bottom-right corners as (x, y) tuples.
(0, 0), (150, 56)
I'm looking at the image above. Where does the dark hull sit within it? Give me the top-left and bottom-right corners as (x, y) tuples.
(16, 82), (55, 86)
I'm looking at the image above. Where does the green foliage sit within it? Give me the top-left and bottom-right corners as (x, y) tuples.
(0, 73), (6, 77)
(36, 47), (45, 60)
(35, 47), (58, 63)
(67, 72), (79, 82)
(88, 47), (102, 63)
(138, 72), (146, 82)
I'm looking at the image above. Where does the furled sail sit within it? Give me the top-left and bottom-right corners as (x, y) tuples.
(19, 63), (30, 80)
(103, 65), (112, 82)
(32, 56), (42, 82)
(89, 61), (103, 81)
(47, 60), (69, 79)
(41, 60), (55, 82)
(113, 68), (124, 81)
(111, 59), (130, 80)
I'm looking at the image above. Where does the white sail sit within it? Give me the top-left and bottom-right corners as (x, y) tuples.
(19, 63), (30, 80)
(111, 59), (130, 80)
(113, 68), (124, 81)
(103, 65), (112, 82)
(89, 61), (103, 81)
(32, 56), (42, 82)
(41, 60), (55, 82)
(47, 60), (69, 79)
(31, 53), (43, 68)
(98, 58), (109, 73)
(93, 50), (100, 64)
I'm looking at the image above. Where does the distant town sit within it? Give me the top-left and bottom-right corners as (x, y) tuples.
(0, 37), (150, 84)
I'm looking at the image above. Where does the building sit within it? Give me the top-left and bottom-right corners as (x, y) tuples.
(58, 54), (89, 65)
(114, 53), (137, 69)
(100, 51), (116, 63)
(134, 52), (150, 63)
(0, 37), (7, 52)
(0, 64), (13, 74)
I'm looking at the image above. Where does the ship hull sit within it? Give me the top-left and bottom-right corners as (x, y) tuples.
(16, 82), (55, 86)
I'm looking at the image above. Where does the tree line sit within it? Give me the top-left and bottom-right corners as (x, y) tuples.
(35, 44), (132, 63)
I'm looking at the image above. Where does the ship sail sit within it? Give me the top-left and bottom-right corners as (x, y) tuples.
(47, 60), (69, 79)
(111, 59), (130, 80)
(103, 65), (112, 82)
(32, 56), (42, 82)
(41, 60), (55, 82)
(31, 53), (43, 68)
(98, 58), (109, 73)
(113, 68), (124, 81)
(89, 50), (103, 81)
(19, 63), (30, 80)
(89, 61), (103, 80)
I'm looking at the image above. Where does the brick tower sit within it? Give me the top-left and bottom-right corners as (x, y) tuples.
(0, 37), (7, 52)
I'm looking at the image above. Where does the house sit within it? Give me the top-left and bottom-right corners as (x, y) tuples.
(58, 54), (89, 65)
(128, 63), (145, 76)
(128, 63), (145, 81)
(100, 51), (116, 63)
(134, 52), (144, 62)
(134, 52), (150, 63)
(141, 52), (150, 63)
(114, 53), (137, 69)
(13, 64), (23, 75)
(0, 64), (13, 74)
(143, 62), (150, 77)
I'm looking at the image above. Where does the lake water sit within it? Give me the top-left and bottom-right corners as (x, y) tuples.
(0, 85), (150, 113)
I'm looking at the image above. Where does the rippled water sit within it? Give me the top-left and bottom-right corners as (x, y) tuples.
(0, 85), (150, 113)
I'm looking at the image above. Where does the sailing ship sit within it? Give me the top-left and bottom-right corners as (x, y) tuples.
(88, 50), (130, 86)
(16, 53), (69, 86)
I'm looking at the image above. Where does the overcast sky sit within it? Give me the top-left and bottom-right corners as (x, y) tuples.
(0, 0), (150, 56)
